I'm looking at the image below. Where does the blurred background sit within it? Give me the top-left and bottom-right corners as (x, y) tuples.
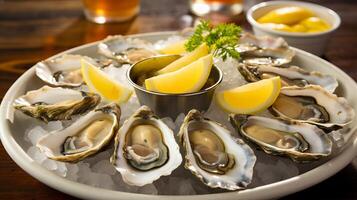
(1, 0), (356, 96)
(0, 0), (256, 49)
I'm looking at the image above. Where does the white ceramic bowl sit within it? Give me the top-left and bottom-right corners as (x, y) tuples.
(1, 32), (357, 200)
(247, 1), (341, 56)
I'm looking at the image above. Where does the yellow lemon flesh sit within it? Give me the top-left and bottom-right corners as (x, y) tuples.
(145, 54), (213, 94)
(257, 6), (313, 25)
(262, 23), (309, 33)
(291, 24), (309, 32)
(159, 40), (187, 55)
(299, 17), (331, 33)
(81, 58), (133, 103)
(156, 43), (209, 75)
(216, 77), (281, 114)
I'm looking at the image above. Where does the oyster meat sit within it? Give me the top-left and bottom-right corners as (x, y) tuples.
(178, 110), (256, 190)
(35, 54), (109, 87)
(13, 86), (100, 122)
(230, 114), (332, 162)
(271, 85), (355, 129)
(98, 35), (158, 64)
(111, 106), (182, 186)
(238, 64), (338, 93)
(37, 103), (120, 162)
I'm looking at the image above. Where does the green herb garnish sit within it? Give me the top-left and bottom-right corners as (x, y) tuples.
(185, 20), (242, 61)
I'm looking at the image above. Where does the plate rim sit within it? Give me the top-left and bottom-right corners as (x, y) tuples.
(1, 31), (356, 200)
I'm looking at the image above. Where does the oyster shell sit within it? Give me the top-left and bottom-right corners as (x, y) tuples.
(35, 54), (109, 88)
(37, 103), (120, 162)
(13, 86), (100, 122)
(98, 35), (158, 64)
(111, 106), (182, 186)
(237, 32), (288, 52)
(237, 33), (294, 66)
(230, 114), (332, 162)
(241, 48), (295, 66)
(238, 64), (338, 93)
(178, 110), (256, 190)
(271, 85), (355, 130)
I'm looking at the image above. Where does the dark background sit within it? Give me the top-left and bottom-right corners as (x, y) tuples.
(0, 0), (356, 199)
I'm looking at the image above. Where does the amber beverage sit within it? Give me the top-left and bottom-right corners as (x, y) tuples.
(82, 0), (140, 23)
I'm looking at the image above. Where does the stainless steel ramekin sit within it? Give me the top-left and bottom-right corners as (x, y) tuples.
(127, 55), (223, 118)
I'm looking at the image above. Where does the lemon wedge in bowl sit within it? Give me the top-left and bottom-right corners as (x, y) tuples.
(145, 54), (213, 94)
(156, 43), (209, 75)
(216, 77), (281, 114)
(81, 58), (133, 103)
(257, 6), (313, 25)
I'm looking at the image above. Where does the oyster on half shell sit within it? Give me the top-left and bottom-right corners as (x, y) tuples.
(271, 85), (355, 130)
(13, 86), (100, 122)
(35, 54), (111, 88)
(98, 35), (158, 65)
(178, 110), (256, 190)
(230, 114), (332, 162)
(111, 106), (182, 186)
(238, 32), (289, 52)
(237, 64), (338, 93)
(37, 103), (120, 162)
(237, 33), (295, 66)
(241, 48), (295, 66)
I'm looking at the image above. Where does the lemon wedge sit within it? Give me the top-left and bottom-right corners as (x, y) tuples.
(262, 23), (309, 33)
(257, 6), (313, 25)
(156, 43), (209, 75)
(145, 54), (213, 94)
(216, 77), (281, 114)
(299, 17), (331, 33)
(159, 40), (187, 55)
(81, 58), (132, 103)
(291, 24), (309, 32)
(261, 23), (295, 32)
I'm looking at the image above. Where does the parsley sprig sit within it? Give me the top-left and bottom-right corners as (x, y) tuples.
(185, 20), (242, 61)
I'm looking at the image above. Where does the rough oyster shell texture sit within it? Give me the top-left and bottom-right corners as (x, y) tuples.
(37, 103), (120, 162)
(271, 85), (355, 130)
(13, 86), (100, 122)
(230, 114), (332, 162)
(237, 64), (338, 93)
(111, 106), (182, 186)
(98, 35), (158, 65)
(178, 109), (256, 190)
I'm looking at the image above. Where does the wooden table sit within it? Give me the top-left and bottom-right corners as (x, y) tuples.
(0, 0), (356, 199)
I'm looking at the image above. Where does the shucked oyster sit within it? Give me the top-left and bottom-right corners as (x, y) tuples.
(230, 114), (332, 162)
(35, 54), (110, 88)
(111, 106), (182, 186)
(237, 33), (294, 66)
(37, 103), (120, 162)
(98, 35), (158, 65)
(13, 86), (100, 122)
(238, 32), (289, 52)
(178, 110), (256, 190)
(238, 64), (338, 93)
(241, 48), (295, 66)
(271, 85), (355, 130)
